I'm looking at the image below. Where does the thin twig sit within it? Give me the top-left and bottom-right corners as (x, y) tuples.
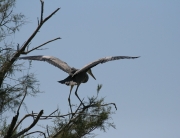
(70, 98), (84, 119)
(40, 0), (44, 23)
(17, 86), (27, 114)
(46, 125), (50, 137)
(0, 48), (12, 52)
(21, 37), (61, 54)
(37, 17), (39, 25)
(43, 8), (60, 23)
(33, 113), (99, 118)
(32, 111), (35, 120)
(19, 6), (60, 53)
(41, 109), (58, 119)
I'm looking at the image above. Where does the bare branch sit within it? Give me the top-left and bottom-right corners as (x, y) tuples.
(17, 86), (27, 113)
(46, 125), (50, 137)
(40, 0), (44, 23)
(13, 110), (58, 133)
(0, 48), (12, 52)
(32, 111), (35, 120)
(43, 8), (60, 23)
(13, 114), (32, 133)
(79, 100), (117, 111)
(34, 113), (99, 119)
(19, 7), (60, 53)
(42, 109), (58, 119)
(12, 110), (44, 138)
(37, 17), (40, 26)
(21, 37), (61, 54)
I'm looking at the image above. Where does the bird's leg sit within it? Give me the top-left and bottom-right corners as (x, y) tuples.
(68, 85), (74, 114)
(75, 84), (85, 107)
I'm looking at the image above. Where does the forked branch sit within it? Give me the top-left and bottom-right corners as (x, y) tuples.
(12, 110), (44, 138)
(21, 37), (61, 54)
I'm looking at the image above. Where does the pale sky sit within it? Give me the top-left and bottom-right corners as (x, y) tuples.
(8, 0), (180, 137)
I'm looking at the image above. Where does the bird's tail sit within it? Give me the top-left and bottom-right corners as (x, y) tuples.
(58, 80), (65, 84)
(58, 76), (77, 86)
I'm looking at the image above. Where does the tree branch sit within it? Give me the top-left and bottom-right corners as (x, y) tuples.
(46, 125), (50, 137)
(41, 109), (58, 119)
(40, 0), (44, 23)
(12, 110), (44, 138)
(0, 0), (60, 87)
(4, 87), (28, 138)
(19, 7), (60, 53)
(0, 48), (12, 52)
(4, 114), (19, 138)
(17, 86), (27, 113)
(34, 112), (99, 119)
(13, 114), (33, 133)
(21, 37), (61, 54)
(43, 8), (60, 23)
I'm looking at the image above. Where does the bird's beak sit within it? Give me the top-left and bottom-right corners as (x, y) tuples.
(87, 69), (96, 80)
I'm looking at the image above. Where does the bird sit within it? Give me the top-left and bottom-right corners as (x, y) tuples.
(18, 55), (139, 112)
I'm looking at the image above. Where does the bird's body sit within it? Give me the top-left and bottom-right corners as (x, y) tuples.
(18, 55), (139, 112)
(59, 69), (89, 86)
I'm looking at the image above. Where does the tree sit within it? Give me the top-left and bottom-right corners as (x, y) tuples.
(0, 0), (27, 114)
(0, 0), (116, 137)
(0, 0), (60, 115)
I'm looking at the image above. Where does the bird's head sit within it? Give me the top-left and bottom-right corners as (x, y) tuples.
(87, 69), (96, 80)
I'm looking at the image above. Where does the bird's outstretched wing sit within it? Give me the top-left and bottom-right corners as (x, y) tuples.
(73, 56), (140, 76)
(19, 55), (72, 74)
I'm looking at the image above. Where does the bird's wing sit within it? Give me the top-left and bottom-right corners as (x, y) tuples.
(19, 55), (72, 74)
(73, 56), (140, 76)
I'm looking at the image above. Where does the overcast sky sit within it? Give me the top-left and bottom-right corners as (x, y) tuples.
(9, 0), (180, 137)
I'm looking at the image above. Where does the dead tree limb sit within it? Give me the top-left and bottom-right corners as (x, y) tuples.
(12, 110), (44, 138)
(21, 37), (61, 54)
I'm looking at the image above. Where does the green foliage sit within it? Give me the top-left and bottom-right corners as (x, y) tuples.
(49, 87), (116, 138)
(0, 72), (40, 114)
(0, 119), (31, 138)
(0, 45), (40, 114)
(0, 0), (41, 115)
(0, 0), (25, 41)
(0, 119), (18, 137)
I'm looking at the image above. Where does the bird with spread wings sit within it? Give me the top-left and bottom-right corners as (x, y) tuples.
(19, 55), (139, 112)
